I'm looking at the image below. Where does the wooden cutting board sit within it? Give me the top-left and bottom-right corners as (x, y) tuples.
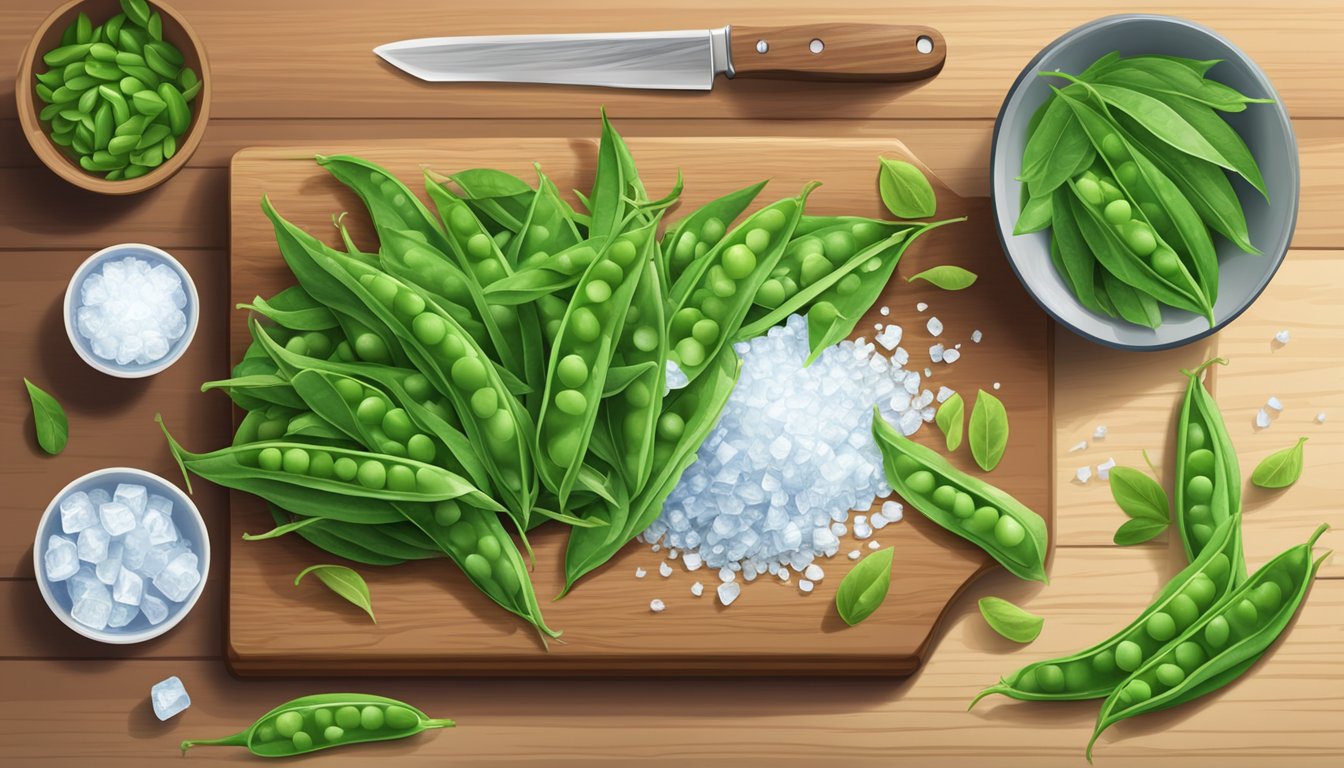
(225, 137), (1053, 676)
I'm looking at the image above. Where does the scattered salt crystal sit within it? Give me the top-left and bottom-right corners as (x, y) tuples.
(1069, 441), (1088, 452)
(929, 344), (944, 363)
(916, 302), (928, 312)
(880, 500), (903, 522)
(1255, 408), (1271, 429)
(649, 599), (666, 613)
(634, 567), (646, 578)
(954, 343), (962, 350)
(1075, 466), (1093, 484)
(667, 549), (679, 560)
(875, 324), (903, 350)
(651, 544), (661, 552)
(1274, 329), (1290, 345)
(879, 306), (890, 316)
(718, 566), (736, 583)
(867, 541), (880, 550)
(830, 522), (846, 537)
(690, 581), (704, 597)
(658, 561), (673, 578)
(717, 581), (741, 606)
(804, 564), (825, 581)
(853, 521), (873, 539)
(937, 386), (955, 403)
(993, 382), (1002, 390)
(924, 367), (933, 378)
(926, 317), (944, 336)
(971, 330), (983, 343)
(942, 348), (961, 364)
(682, 552), (703, 571)
(848, 550), (861, 560)
(1266, 396), (1284, 412)
(798, 579), (815, 593)
(1098, 457), (1117, 480)
(1316, 412), (1327, 424)
(778, 568), (790, 582)
(1094, 425), (1108, 440)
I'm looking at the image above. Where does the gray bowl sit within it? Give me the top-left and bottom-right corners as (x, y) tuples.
(991, 14), (1299, 350)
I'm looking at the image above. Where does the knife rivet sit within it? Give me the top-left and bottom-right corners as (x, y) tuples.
(809, 38), (824, 54)
(916, 35), (934, 54)
(755, 39), (768, 54)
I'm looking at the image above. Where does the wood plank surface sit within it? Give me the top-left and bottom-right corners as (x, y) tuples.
(226, 137), (1052, 674)
(1, 549), (1340, 766)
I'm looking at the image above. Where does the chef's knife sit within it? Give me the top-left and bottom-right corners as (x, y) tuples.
(375, 24), (945, 90)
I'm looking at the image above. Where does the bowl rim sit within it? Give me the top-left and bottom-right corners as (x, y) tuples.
(62, 242), (201, 378)
(32, 466), (211, 645)
(990, 13), (1300, 352)
(14, 0), (212, 196)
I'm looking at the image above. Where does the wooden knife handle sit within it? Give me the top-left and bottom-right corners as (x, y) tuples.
(728, 24), (945, 82)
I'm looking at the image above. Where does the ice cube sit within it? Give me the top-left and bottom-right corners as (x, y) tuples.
(141, 509), (178, 546)
(43, 535), (79, 581)
(87, 488), (111, 507)
(717, 581), (741, 606)
(113, 484), (148, 518)
(107, 602), (138, 629)
(141, 595), (169, 625)
(122, 527), (153, 572)
(77, 526), (110, 563)
(66, 566), (102, 603)
(146, 494), (173, 519)
(113, 568), (144, 606)
(71, 589), (113, 630)
(96, 543), (122, 586)
(99, 502), (136, 537)
(59, 492), (98, 534)
(151, 676), (191, 721)
(152, 551), (201, 603)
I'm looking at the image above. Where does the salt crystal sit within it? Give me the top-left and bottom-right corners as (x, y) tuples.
(929, 344), (944, 363)
(924, 367), (933, 378)
(649, 599), (666, 613)
(880, 500), (903, 522)
(942, 348), (961, 364)
(916, 302), (928, 312)
(926, 317), (944, 336)
(1316, 412), (1327, 424)
(682, 552), (703, 571)
(853, 521), (873, 540)
(798, 579), (815, 593)
(1098, 457), (1117, 480)
(804, 564), (824, 581)
(634, 567), (646, 578)
(659, 561), (673, 578)
(879, 306), (890, 316)
(1094, 425), (1108, 440)
(1075, 466), (1093, 484)
(993, 382), (1002, 390)
(1274, 329), (1290, 345)
(1255, 408), (1271, 429)
(1266, 396), (1284, 412)
(690, 581), (704, 597)
(1069, 441), (1088, 452)
(971, 330), (983, 343)
(847, 550), (861, 560)
(717, 581), (741, 606)
(937, 386), (955, 403)
(867, 541), (880, 550)
(718, 566), (736, 583)
(830, 522), (846, 537)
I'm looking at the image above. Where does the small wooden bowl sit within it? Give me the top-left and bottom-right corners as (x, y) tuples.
(16, 0), (211, 195)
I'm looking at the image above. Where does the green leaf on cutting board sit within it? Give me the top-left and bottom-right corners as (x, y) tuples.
(977, 596), (1044, 643)
(968, 390), (1009, 472)
(935, 392), (965, 452)
(878, 158), (937, 219)
(24, 377), (68, 455)
(295, 564), (376, 623)
(906, 265), (979, 291)
(835, 547), (894, 626)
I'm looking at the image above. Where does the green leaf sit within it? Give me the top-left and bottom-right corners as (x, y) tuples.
(24, 378), (68, 455)
(294, 564), (376, 623)
(906, 265), (978, 291)
(242, 517), (325, 541)
(1113, 517), (1169, 546)
(1251, 437), (1307, 489)
(1012, 193), (1053, 235)
(935, 392), (964, 451)
(1107, 466), (1170, 522)
(878, 158), (937, 219)
(835, 547), (894, 626)
(977, 596), (1044, 643)
(968, 390), (1009, 472)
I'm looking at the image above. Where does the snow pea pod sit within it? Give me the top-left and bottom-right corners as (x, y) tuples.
(479, 237), (609, 306)
(255, 505), (443, 564)
(873, 408), (1049, 582)
(1018, 90), (1096, 195)
(1098, 265), (1162, 329)
(444, 167), (535, 238)
(660, 179), (768, 290)
(1048, 186), (1107, 316)
(180, 693), (453, 757)
(201, 373), (306, 411)
(284, 412), (349, 443)
(666, 185), (815, 383)
(971, 515), (1240, 707)
(317, 154), (455, 256)
(239, 285), (339, 331)
(507, 170), (583, 266)
(1174, 359), (1244, 578)
(536, 220), (654, 507)
(1086, 525), (1330, 761)
(376, 226), (493, 352)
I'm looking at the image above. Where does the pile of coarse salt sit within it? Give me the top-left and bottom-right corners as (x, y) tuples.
(75, 256), (188, 366)
(642, 313), (940, 605)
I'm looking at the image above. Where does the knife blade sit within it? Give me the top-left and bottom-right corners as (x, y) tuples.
(375, 24), (945, 90)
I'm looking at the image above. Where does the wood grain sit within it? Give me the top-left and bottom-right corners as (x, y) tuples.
(727, 24), (946, 82)
(225, 137), (1052, 675)
(1, 550), (1339, 765)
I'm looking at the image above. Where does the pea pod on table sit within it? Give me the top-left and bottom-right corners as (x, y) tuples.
(972, 515), (1241, 707)
(375, 226), (494, 352)
(1086, 524), (1330, 761)
(256, 505), (444, 566)
(180, 693), (453, 757)
(239, 285), (339, 332)
(1174, 359), (1244, 578)
(873, 408), (1049, 582)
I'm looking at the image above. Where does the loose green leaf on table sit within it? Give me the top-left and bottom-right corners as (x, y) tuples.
(1251, 437), (1307, 489)
(294, 564), (376, 623)
(24, 377), (68, 455)
(977, 596), (1044, 643)
(1108, 466), (1170, 522)
(906, 265), (978, 291)
(968, 390), (1009, 472)
(835, 547), (894, 626)
(935, 392), (964, 451)
(878, 158), (937, 219)
(1113, 517), (1169, 546)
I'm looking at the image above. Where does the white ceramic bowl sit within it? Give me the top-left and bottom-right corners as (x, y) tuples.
(63, 243), (200, 377)
(33, 467), (210, 644)
(991, 15), (1299, 350)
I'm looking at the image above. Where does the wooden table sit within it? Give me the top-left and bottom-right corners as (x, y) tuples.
(1, 1), (1339, 764)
